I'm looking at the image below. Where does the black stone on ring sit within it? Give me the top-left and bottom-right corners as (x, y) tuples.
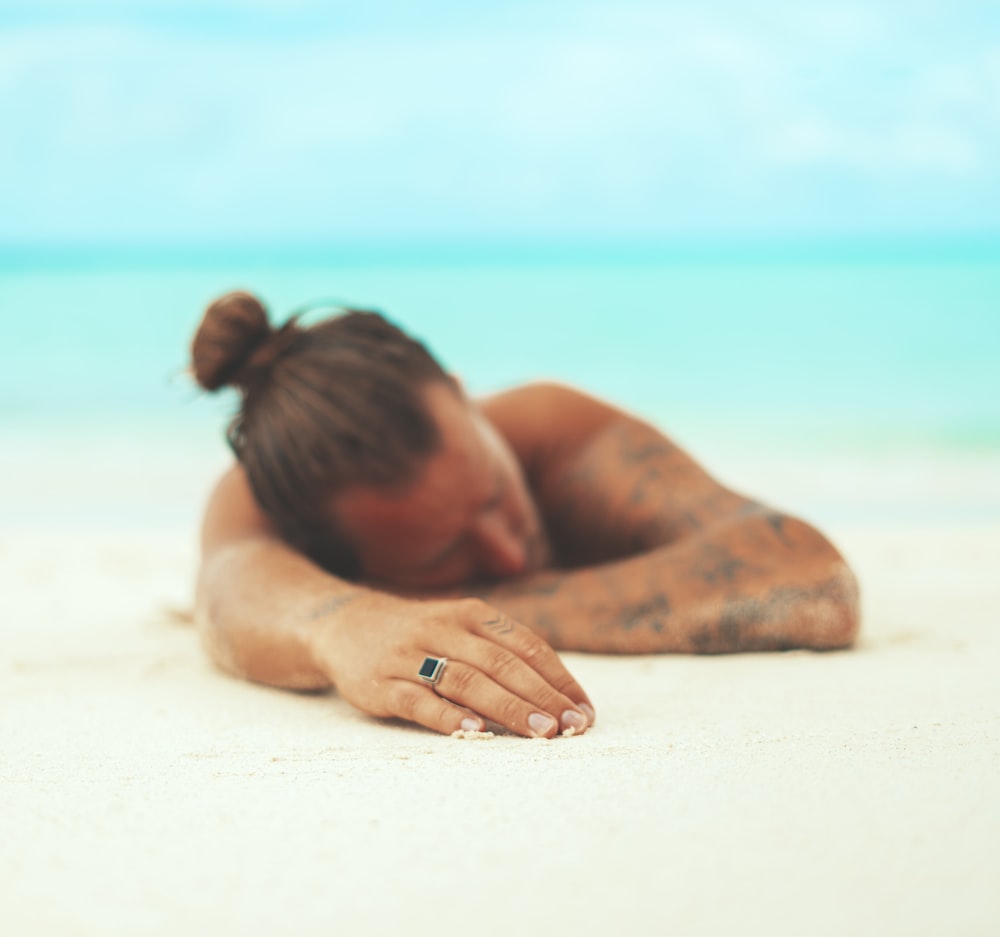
(418, 656), (447, 686)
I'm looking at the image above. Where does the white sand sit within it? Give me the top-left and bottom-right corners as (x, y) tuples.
(2, 448), (999, 936)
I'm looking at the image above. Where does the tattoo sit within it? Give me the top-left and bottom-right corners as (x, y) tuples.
(530, 611), (562, 646)
(592, 565), (672, 637)
(306, 594), (359, 621)
(689, 573), (856, 654)
(760, 510), (794, 547)
(619, 434), (678, 464)
(619, 593), (670, 633)
(692, 544), (755, 586)
(483, 614), (515, 636)
(542, 420), (754, 566)
(692, 598), (770, 653)
(463, 574), (568, 646)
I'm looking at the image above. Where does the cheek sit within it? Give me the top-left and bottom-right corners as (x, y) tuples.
(506, 471), (539, 533)
(504, 473), (550, 568)
(511, 493), (532, 536)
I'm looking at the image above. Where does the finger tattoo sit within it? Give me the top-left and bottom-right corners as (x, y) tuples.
(483, 614), (515, 635)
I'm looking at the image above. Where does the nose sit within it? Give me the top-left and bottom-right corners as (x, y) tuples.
(472, 511), (527, 578)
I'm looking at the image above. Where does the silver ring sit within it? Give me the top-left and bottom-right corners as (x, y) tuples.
(418, 656), (447, 686)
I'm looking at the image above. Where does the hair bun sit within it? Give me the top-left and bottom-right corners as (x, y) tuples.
(191, 291), (274, 392)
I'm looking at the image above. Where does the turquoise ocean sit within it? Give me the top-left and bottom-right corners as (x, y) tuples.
(3, 239), (998, 529)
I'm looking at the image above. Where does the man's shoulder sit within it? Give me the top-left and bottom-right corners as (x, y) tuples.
(478, 380), (620, 435)
(477, 381), (627, 476)
(477, 380), (587, 418)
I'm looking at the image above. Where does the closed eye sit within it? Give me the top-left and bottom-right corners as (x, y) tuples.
(414, 536), (465, 573)
(413, 471), (506, 574)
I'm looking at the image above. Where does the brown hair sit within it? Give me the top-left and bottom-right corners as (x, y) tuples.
(190, 291), (450, 577)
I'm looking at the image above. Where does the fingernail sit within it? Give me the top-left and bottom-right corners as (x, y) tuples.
(561, 709), (587, 732)
(579, 702), (596, 724)
(528, 712), (557, 737)
(461, 717), (484, 732)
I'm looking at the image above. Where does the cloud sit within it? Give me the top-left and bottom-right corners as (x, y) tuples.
(1, 2), (998, 242)
(767, 118), (985, 175)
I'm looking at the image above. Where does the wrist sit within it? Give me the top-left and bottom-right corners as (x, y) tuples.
(304, 587), (418, 683)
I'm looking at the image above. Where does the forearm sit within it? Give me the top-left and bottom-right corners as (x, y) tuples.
(473, 508), (860, 654)
(195, 537), (368, 689)
(197, 537), (598, 739)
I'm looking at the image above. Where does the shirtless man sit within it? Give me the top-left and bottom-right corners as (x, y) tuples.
(192, 292), (860, 740)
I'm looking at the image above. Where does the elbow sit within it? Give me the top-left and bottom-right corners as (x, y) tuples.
(193, 564), (247, 680)
(760, 511), (862, 650)
(777, 546), (861, 652)
(193, 551), (332, 692)
(705, 561), (861, 655)
(807, 562), (861, 650)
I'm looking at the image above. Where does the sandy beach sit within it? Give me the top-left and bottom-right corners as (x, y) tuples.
(2, 446), (999, 936)
(5, 0), (999, 929)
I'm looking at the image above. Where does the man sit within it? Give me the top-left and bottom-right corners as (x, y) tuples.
(192, 293), (860, 740)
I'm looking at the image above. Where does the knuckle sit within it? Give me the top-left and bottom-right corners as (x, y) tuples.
(411, 613), (444, 644)
(553, 676), (581, 701)
(483, 646), (520, 679)
(388, 684), (419, 720)
(496, 696), (524, 728)
(455, 596), (490, 620)
(435, 699), (457, 727)
(446, 664), (478, 696)
(532, 682), (566, 711)
(517, 636), (549, 665)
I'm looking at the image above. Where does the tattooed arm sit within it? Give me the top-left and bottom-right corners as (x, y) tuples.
(471, 384), (860, 654)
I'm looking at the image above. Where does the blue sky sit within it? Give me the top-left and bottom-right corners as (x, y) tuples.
(1, 0), (998, 245)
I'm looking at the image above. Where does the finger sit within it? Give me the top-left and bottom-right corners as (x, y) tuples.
(431, 659), (563, 739)
(384, 680), (487, 736)
(471, 608), (596, 724)
(448, 633), (590, 734)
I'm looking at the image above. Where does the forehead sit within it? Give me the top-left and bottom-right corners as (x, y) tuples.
(332, 383), (496, 548)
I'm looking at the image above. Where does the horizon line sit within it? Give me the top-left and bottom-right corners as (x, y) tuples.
(2, 232), (999, 269)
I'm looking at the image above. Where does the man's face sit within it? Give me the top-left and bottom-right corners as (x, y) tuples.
(332, 381), (551, 589)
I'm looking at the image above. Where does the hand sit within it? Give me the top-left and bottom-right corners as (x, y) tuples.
(315, 594), (595, 738)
